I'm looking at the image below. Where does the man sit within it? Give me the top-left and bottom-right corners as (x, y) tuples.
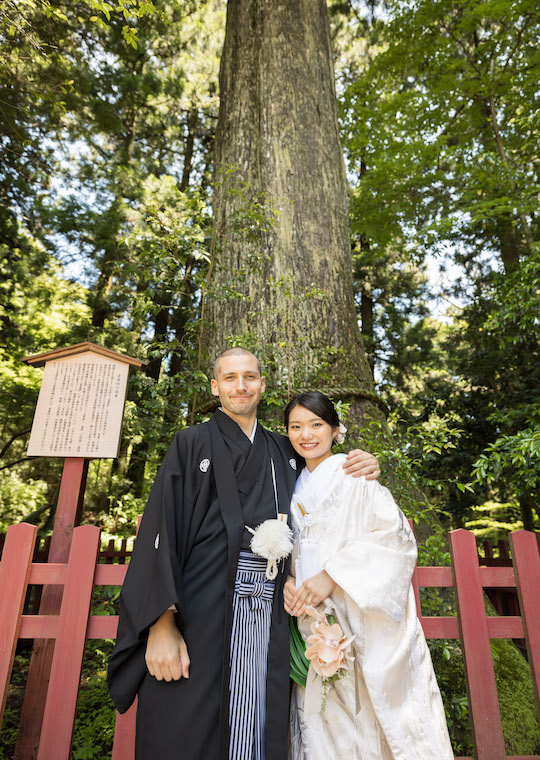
(108, 347), (380, 760)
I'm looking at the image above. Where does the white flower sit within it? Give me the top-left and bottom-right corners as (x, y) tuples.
(334, 422), (347, 445)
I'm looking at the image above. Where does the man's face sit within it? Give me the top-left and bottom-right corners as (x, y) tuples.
(211, 354), (265, 419)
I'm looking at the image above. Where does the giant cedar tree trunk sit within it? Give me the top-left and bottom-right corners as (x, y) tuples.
(205, 0), (385, 423)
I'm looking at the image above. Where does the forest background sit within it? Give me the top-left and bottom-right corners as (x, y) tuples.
(0, 0), (539, 756)
(1, 0), (538, 542)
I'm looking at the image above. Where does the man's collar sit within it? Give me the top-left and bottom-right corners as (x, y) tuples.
(218, 407), (257, 443)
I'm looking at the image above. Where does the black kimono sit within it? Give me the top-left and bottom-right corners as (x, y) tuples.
(107, 410), (302, 760)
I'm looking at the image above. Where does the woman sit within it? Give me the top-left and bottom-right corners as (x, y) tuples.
(283, 392), (453, 760)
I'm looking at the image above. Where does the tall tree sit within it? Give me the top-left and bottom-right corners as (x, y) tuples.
(204, 0), (386, 426)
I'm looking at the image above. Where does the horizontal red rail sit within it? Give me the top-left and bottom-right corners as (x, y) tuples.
(24, 563), (519, 590)
(414, 565), (517, 588)
(16, 615), (525, 642)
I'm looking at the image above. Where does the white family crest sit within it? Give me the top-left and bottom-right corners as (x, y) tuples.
(154, 533), (160, 549)
(199, 458), (211, 473)
(289, 458), (297, 470)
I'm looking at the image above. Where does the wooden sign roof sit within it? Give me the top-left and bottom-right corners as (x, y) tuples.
(23, 341), (145, 369)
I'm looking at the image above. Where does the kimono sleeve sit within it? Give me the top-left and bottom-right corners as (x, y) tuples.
(322, 477), (417, 623)
(107, 432), (190, 712)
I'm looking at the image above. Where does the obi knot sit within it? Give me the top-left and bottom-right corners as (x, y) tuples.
(234, 579), (274, 602)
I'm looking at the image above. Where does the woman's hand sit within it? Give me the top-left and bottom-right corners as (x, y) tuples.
(145, 609), (190, 682)
(343, 449), (380, 480)
(288, 570), (337, 617)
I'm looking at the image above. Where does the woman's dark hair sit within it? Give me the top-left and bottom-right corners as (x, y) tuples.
(284, 391), (340, 429)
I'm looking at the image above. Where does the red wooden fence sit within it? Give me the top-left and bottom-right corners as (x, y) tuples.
(0, 534), (132, 619)
(1, 523), (539, 760)
(0, 532), (132, 564)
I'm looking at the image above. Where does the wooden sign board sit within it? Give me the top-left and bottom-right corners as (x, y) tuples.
(27, 353), (130, 459)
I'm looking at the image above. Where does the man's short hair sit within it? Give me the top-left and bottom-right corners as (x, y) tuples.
(213, 347), (262, 379)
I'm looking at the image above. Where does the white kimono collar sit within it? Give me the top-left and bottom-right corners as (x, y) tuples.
(292, 454), (347, 517)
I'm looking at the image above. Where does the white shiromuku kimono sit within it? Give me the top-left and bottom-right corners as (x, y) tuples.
(289, 454), (454, 760)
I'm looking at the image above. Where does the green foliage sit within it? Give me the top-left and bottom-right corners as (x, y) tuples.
(492, 639), (540, 753)
(289, 614), (309, 687)
(71, 642), (116, 759)
(465, 499), (538, 543)
(428, 639), (472, 755)
(473, 429), (540, 493)
(469, 254), (540, 517)
(0, 651), (29, 759)
(0, 640), (118, 760)
(427, 635), (540, 756)
(341, 0), (539, 261)
(0, 472), (49, 530)
(421, 587), (540, 756)
(347, 412), (470, 564)
(0, 231), (90, 530)
(0, 0), (225, 515)
(332, 0), (540, 533)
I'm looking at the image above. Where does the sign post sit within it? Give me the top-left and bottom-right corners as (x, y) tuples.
(15, 342), (144, 760)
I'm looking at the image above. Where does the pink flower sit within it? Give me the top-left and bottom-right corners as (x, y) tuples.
(304, 606), (355, 678)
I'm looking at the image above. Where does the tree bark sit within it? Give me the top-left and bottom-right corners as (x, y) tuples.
(125, 295), (170, 495)
(204, 0), (385, 423)
(180, 105), (198, 192)
(519, 492), (535, 533)
(360, 280), (375, 374)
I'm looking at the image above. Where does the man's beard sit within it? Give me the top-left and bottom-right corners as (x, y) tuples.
(224, 395), (259, 416)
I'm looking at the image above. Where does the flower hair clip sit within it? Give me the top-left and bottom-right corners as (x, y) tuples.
(334, 422), (347, 445)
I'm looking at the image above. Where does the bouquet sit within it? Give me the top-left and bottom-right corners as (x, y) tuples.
(289, 606), (356, 708)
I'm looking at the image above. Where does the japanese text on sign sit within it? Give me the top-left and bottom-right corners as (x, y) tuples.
(27, 354), (130, 458)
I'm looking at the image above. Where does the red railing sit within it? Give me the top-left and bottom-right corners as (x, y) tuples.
(0, 533), (132, 616)
(0, 523), (539, 760)
(0, 532), (132, 564)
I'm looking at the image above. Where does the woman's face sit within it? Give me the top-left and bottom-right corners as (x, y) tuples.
(287, 405), (337, 472)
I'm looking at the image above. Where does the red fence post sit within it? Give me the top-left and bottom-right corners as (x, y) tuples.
(450, 528), (506, 760)
(0, 523), (37, 724)
(509, 529), (540, 717)
(408, 520), (423, 618)
(111, 701), (137, 760)
(15, 457), (89, 760)
(36, 525), (100, 760)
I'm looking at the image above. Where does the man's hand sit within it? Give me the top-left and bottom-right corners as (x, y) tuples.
(343, 449), (380, 480)
(145, 609), (190, 682)
(287, 570), (337, 617)
(283, 575), (297, 615)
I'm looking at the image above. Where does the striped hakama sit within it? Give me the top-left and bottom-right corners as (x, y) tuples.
(229, 551), (275, 760)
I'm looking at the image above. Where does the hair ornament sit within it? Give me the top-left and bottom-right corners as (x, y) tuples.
(334, 422), (347, 445)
